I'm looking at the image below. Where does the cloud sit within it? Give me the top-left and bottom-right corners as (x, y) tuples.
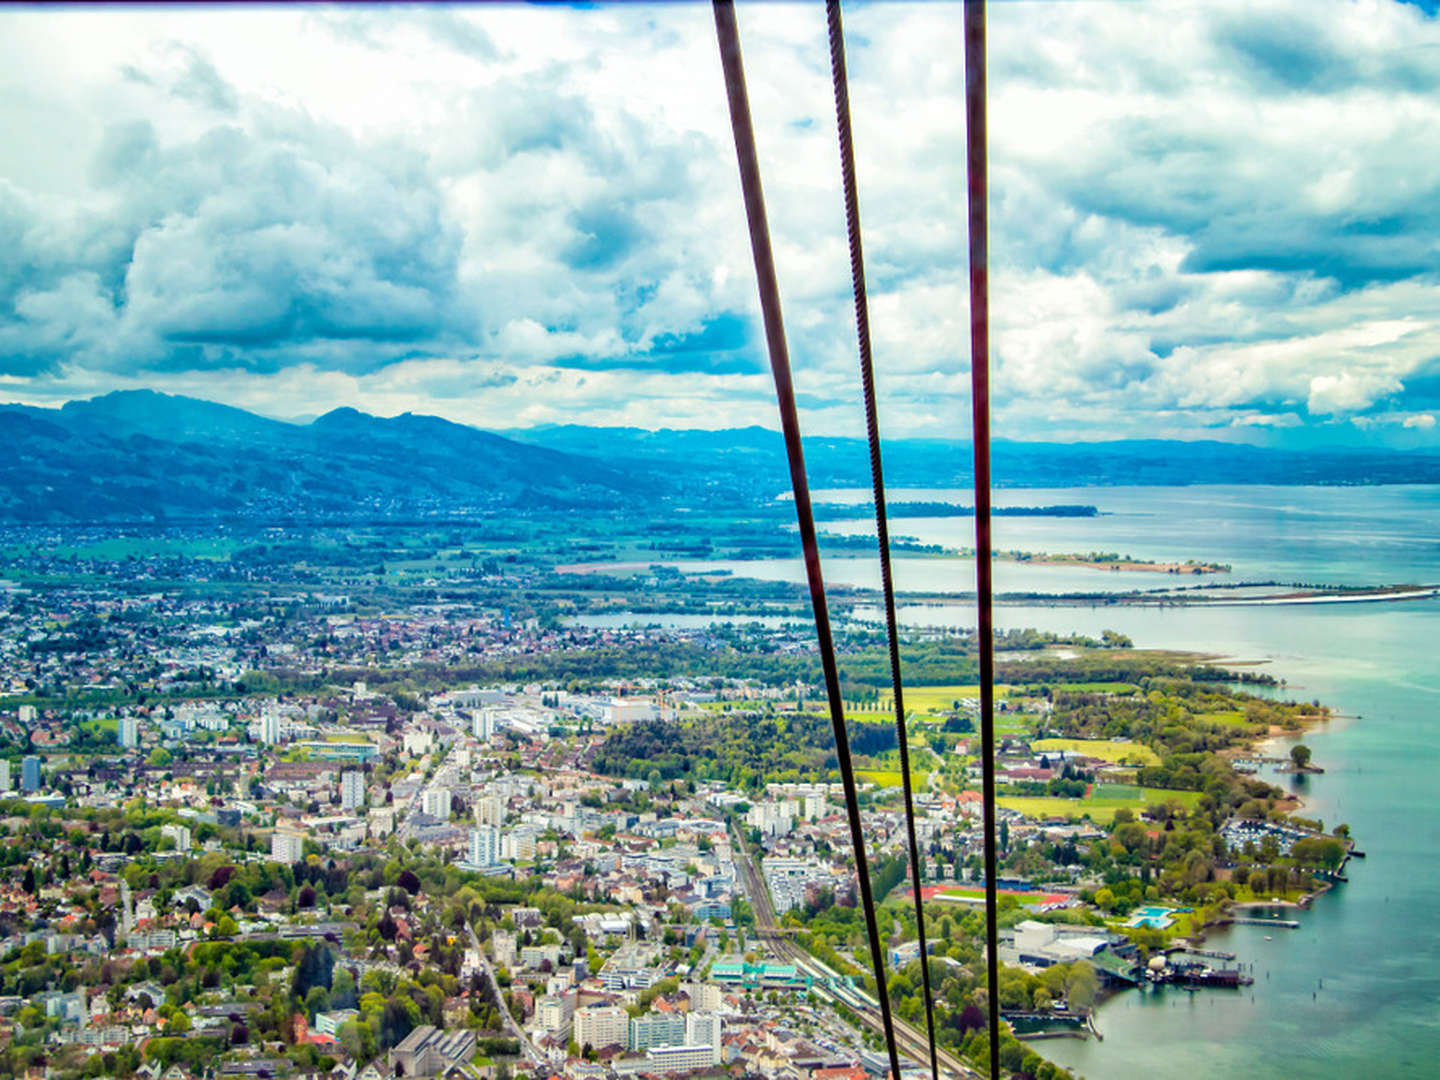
(1403, 412), (1436, 428)
(1308, 370), (1404, 415)
(5, 1), (1440, 445)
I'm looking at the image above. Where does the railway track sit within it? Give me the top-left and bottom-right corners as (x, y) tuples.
(731, 826), (983, 1080)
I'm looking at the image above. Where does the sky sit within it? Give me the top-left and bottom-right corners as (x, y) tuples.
(3, 1), (1440, 447)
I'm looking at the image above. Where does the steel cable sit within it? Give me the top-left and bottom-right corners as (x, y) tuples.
(712, 3), (903, 1078)
(824, 3), (939, 1078)
(964, 1), (1003, 1077)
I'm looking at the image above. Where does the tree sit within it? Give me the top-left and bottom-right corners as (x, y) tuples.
(1290, 744), (1312, 769)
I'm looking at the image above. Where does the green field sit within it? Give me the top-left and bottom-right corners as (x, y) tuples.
(998, 785), (1202, 824)
(1032, 738), (1160, 767)
(858, 769), (929, 789)
(1029, 681), (1140, 694)
(1194, 710), (1254, 728)
(881, 685), (1016, 714)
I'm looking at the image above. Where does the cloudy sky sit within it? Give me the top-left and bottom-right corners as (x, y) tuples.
(4, 1), (1440, 446)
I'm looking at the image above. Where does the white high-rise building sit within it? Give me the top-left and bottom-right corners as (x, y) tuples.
(475, 794), (504, 827)
(17, 705), (35, 726)
(340, 770), (365, 811)
(160, 823), (192, 851)
(421, 788), (452, 820)
(259, 712), (281, 745)
(683, 1013), (723, 1066)
(271, 829), (306, 864)
(118, 716), (139, 750)
(472, 709), (496, 740)
(469, 826), (500, 867)
(574, 1005), (629, 1052)
(0, 759), (11, 792)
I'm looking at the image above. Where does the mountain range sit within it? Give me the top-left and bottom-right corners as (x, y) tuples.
(3, 390), (1440, 523)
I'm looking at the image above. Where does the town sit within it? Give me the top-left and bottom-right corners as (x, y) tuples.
(0, 530), (1355, 1080)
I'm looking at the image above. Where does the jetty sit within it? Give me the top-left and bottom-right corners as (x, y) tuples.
(1231, 916), (1300, 928)
(1169, 946), (1236, 961)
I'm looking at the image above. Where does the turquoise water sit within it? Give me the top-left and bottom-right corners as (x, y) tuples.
(580, 485), (1440, 1078)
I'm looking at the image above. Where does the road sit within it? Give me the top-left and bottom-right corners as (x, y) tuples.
(730, 825), (982, 1080)
(465, 920), (544, 1067)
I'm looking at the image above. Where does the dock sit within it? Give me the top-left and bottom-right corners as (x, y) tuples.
(1231, 917), (1300, 928)
(1169, 946), (1236, 961)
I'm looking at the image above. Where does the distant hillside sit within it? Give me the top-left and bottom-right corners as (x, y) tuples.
(512, 424), (1440, 490)
(0, 391), (646, 523)
(5, 391), (1440, 523)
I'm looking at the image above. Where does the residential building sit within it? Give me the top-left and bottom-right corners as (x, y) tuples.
(645, 1045), (720, 1073)
(118, 716), (139, 750)
(0, 759), (10, 792)
(271, 829), (306, 865)
(421, 788), (452, 820)
(629, 1011), (685, 1050)
(340, 770), (365, 811)
(315, 1009), (358, 1036)
(469, 825), (500, 867)
(160, 823), (192, 851)
(472, 709), (496, 740)
(685, 1012), (722, 1063)
(21, 755), (40, 793)
(17, 705), (35, 726)
(475, 794), (504, 827)
(535, 994), (574, 1035)
(259, 712), (281, 745)
(573, 1004), (628, 1052)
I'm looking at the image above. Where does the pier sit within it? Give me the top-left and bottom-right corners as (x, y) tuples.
(1231, 916), (1300, 928)
(1169, 946), (1237, 961)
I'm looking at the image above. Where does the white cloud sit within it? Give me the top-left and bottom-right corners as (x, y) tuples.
(4, 1), (1440, 444)
(1308, 370), (1404, 415)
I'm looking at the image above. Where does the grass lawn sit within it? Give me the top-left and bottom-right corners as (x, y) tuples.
(1033, 738), (1161, 767)
(857, 769), (928, 789)
(998, 786), (1202, 824)
(881, 685), (1015, 714)
(1194, 710), (1256, 728)
(1030, 681), (1140, 694)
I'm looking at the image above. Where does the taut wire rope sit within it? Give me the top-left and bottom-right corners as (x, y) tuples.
(964, 1), (1003, 1077)
(823, 3), (940, 1078)
(711, 3), (904, 1079)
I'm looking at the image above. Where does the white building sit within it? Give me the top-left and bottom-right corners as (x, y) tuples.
(118, 716), (139, 750)
(259, 712), (281, 745)
(645, 1045), (720, 1072)
(573, 1005), (629, 1052)
(535, 994), (574, 1035)
(472, 709), (496, 740)
(475, 794), (504, 827)
(160, 824), (191, 852)
(17, 704), (36, 726)
(0, 760), (10, 792)
(271, 829), (306, 865)
(469, 826), (500, 867)
(601, 699), (656, 725)
(340, 770), (365, 811)
(685, 1013), (722, 1064)
(502, 828), (537, 862)
(421, 789), (452, 820)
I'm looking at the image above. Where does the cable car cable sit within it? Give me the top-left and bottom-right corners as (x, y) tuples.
(712, 4), (903, 1078)
(824, 3), (939, 1078)
(963, 2), (1003, 1077)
